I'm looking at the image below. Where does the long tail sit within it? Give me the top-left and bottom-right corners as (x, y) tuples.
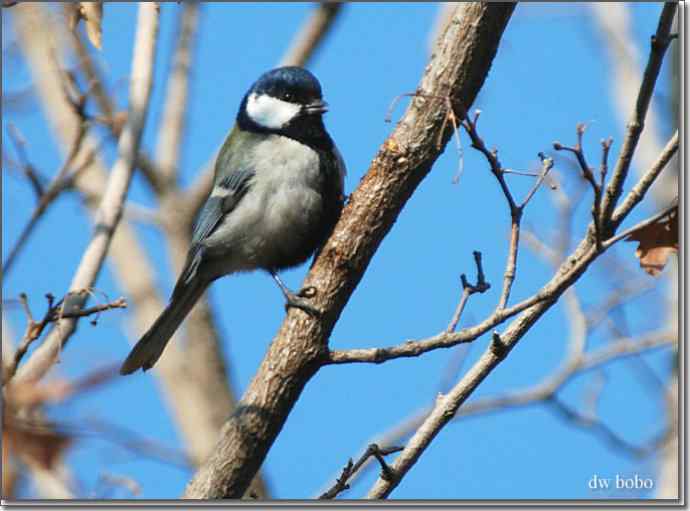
(120, 278), (208, 375)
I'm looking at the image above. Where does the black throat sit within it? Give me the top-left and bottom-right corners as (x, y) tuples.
(237, 95), (334, 152)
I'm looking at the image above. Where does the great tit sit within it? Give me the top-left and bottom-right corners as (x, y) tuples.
(120, 66), (345, 375)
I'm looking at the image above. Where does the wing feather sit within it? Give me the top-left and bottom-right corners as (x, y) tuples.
(175, 167), (254, 293)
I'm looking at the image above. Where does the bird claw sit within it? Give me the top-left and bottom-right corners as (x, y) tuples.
(284, 289), (320, 317)
(270, 272), (320, 316)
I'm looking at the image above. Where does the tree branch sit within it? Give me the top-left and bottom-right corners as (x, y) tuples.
(590, 3), (674, 206)
(604, 198), (678, 250)
(64, 4), (168, 195)
(3, 100), (92, 275)
(326, 291), (547, 365)
(182, 3), (517, 499)
(155, 1), (198, 185)
(319, 444), (402, 499)
(8, 2), (261, 494)
(363, 4), (677, 490)
(279, 3), (343, 67)
(610, 130), (679, 229)
(3, 293), (126, 385)
(315, 328), (673, 496)
(13, 3), (160, 385)
(446, 251), (491, 333)
(599, 3), (677, 228)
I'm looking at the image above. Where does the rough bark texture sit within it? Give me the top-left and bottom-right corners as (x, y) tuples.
(8, 5), (269, 495)
(183, 3), (516, 499)
(12, 3), (160, 385)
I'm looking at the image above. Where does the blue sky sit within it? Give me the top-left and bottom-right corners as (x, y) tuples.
(2, 2), (676, 500)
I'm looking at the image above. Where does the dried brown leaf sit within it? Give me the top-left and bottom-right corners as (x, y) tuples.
(3, 417), (72, 470)
(7, 380), (72, 408)
(626, 206), (678, 276)
(1, 364), (118, 482)
(6, 364), (119, 407)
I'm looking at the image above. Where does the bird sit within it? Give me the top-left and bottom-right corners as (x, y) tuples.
(120, 66), (345, 375)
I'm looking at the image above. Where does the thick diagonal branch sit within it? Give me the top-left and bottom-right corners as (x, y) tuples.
(183, 3), (516, 499)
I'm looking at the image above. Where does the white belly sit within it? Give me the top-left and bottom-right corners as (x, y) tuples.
(203, 135), (324, 273)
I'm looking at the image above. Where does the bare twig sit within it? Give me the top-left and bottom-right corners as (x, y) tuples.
(547, 396), (665, 458)
(280, 3), (343, 67)
(446, 251), (490, 333)
(451, 332), (673, 421)
(461, 112), (553, 309)
(64, 5), (167, 196)
(3, 293), (126, 385)
(590, 3), (673, 205)
(319, 444), (403, 499)
(3, 113), (91, 275)
(518, 153), (554, 209)
(6, 124), (45, 198)
(497, 217), (521, 310)
(610, 130), (679, 228)
(365, 50), (678, 492)
(599, 3), (677, 228)
(604, 199), (678, 249)
(323, 67), (673, 489)
(183, 4), (517, 498)
(321, 329), (673, 496)
(327, 291), (549, 365)
(461, 110), (517, 212)
(599, 136), (613, 188)
(14, 3), (160, 386)
(365, 322), (674, 498)
(503, 169), (540, 177)
(553, 123), (604, 247)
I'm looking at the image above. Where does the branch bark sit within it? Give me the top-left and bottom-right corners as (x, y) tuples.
(13, 3), (161, 385)
(183, 3), (516, 499)
(155, 2), (198, 185)
(590, 3), (676, 206)
(144, 4), (343, 496)
(599, 3), (677, 228)
(315, 329), (673, 497)
(362, 4), (677, 496)
(279, 3), (343, 68)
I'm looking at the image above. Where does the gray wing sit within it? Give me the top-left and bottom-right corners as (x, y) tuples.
(175, 168), (254, 292)
(191, 169), (254, 246)
(334, 144), (347, 181)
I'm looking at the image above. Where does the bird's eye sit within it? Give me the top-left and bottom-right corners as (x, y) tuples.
(283, 93), (292, 101)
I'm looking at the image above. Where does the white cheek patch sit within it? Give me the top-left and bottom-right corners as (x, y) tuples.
(246, 92), (301, 129)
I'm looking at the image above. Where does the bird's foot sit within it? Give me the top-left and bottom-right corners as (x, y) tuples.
(283, 286), (320, 317)
(270, 271), (321, 316)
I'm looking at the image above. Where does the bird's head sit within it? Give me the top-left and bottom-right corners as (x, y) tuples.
(239, 66), (329, 132)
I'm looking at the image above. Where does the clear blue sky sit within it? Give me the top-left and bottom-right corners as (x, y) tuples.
(3, 2), (675, 500)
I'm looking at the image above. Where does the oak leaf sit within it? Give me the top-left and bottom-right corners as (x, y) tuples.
(625, 206), (678, 277)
